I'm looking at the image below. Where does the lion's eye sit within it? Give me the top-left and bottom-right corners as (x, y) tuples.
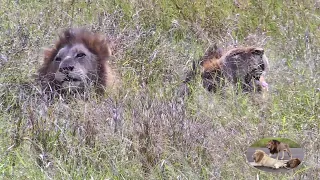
(76, 53), (86, 58)
(55, 57), (62, 62)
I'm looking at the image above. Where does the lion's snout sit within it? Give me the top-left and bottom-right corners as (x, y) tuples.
(59, 58), (76, 74)
(59, 65), (75, 73)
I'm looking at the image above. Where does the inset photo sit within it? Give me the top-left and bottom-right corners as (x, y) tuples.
(246, 137), (303, 172)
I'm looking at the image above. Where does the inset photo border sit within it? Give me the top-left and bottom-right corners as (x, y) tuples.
(246, 137), (304, 172)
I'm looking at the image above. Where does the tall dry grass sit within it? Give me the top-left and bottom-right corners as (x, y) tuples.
(0, 0), (319, 179)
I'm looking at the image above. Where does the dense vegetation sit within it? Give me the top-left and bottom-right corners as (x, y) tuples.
(0, 0), (319, 179)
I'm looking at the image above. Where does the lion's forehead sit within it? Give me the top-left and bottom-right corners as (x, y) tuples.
(56, 43), (91, 57)
(56, 46), (68, 57)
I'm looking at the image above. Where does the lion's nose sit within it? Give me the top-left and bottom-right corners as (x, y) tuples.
(59, 66), (74, 73)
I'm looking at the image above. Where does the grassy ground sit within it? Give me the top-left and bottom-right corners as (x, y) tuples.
(0, 0), (319, 179)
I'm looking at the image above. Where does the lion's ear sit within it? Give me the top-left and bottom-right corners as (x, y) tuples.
(43, 48), (55, 60)
(251, 48), (264, 56)
(207, 44), (223, 59)
(214, 45), (223, 59)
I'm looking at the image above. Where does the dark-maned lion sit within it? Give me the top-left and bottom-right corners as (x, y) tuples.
(38, 28), (119, 94)
(266, 140), (292, 160)
(200, 45), (269, 93)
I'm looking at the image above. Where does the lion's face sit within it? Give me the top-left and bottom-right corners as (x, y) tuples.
(253, 150), (265, 163)
(249, 48), (269, 81)
(224, 47), (268, 81)
(199, 46), (269, 93)
(38, 28), (118, 95)
(47, 44), (99, 90)
(266, 141), (275, 150)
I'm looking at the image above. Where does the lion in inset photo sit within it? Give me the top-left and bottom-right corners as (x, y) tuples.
(285, 158), (301, 168)
(246, 137), (303, 172)
(38, 28), (120, 95)
(250, 149), (286, 169)
(267, 139), (292, 160)
(200, 45), (269, 93)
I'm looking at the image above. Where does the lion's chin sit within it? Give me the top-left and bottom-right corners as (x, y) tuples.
(61, 81), (82, 91)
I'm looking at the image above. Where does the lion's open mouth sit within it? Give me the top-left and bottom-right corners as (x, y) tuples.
(60, 76), (83, 89)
